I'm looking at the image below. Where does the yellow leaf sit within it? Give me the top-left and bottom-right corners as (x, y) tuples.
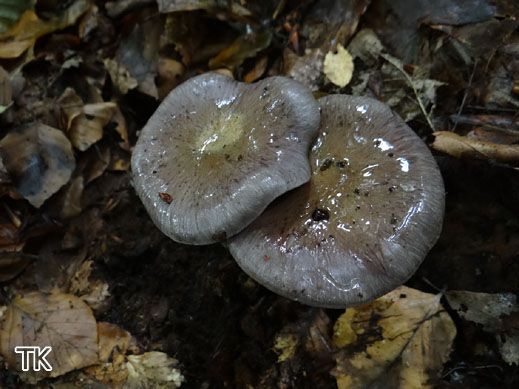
(332, 286), (456, 389)
(0, 292), (98, 382)
(323, 44), (354, 88)
(0, 1), (91, 59)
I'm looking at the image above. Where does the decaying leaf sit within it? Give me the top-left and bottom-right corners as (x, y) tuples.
(283, 48), (324, 91)
(104, 58), (139, 95)
(0, 0), (91, 59)
(447, 291), (519, 365)
(323, 44), (354, 87)
(0, 292), (98, 381)
(274, 333), (299, 362)
(69, 259), (110, 312)
(332, 286), (456, 389)
(56, 87), (118, 151)
(84, 322), (136, 386)
(431, 131), (519, 164)
(0, 123), (75, 208)
(126, 351), (184, 388)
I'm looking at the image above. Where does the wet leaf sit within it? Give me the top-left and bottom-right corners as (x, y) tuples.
(431, 131), (519, 164)
(446, 291), (519, 365)
(126, 351), (184, 388)
(323, 44), (354, 87)
(0, 123), (75, 208)
(332, 286), (456, 388)
(0, 0), (91, 59)
(0, 292), (98, 381)
(209, 29), (272, 70)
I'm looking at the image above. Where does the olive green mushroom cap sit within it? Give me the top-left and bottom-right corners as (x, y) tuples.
(228, 94), (445, 308)
(131, 73), (320, 244)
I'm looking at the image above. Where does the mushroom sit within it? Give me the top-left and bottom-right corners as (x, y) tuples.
(228, 94), (445, 308)
(131, 73), (320, 244)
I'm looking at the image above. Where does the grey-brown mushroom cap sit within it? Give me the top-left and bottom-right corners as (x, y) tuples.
(228, 94), (445, 308)
(131, 73), (320, 245)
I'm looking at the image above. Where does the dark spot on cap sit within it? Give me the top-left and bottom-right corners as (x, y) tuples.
(311, 208), (330, 222)
(320, 159), (333, 171)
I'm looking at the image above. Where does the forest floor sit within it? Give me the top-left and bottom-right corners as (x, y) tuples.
(0, 0), (518, 388)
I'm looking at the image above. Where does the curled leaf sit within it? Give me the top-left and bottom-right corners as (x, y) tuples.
(0, 123), (75, 208)
(431, 131), (519, 164)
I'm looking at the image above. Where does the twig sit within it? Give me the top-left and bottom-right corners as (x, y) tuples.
(453, 59), (478, 131)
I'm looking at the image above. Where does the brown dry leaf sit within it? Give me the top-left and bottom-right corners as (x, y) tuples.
(0, 123), (75, 208)
(431, 131), (519, 164)
(0, 292), (98, 382)
(447, 291), (519, 365)
(56, 87), (118, 151)
(84, 322), (136, 386)
(69, 259), (110, 312)
(332, 286), (456, 389)
(61, 176), (84, 219)
(0, 0), (91, 59)
(126, 351), (184, 388)
(323, 44), (354, 88)
(0, 65), (12, 107)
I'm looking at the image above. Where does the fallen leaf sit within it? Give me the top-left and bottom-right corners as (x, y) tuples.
(0, 292), (98, 382)
(68, 259), (110, 312)
(446, 291), (519, 365)
(61, 176), (84, 219)
(157, 57), (185, 100)
(0, 0), (32, 33)
(283, 48), (324, 91)
(0, 65), (12, 106)
(84, 322), (136, 386)
(244, 55), (268, 83)
(126, 351), (184, 388)
(104, 58), (138, 95)
(209, 29), (272, 70)
(323, 44), (354, 87)
(431, 131), (519, 164)
(0, 0), (91, 59)
(332, 286), (456, 389)
(56, 87), (118, 151)
(0, 123), (75, 208)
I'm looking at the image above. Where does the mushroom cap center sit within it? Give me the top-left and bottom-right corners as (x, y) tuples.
(194, 111), (245, 156)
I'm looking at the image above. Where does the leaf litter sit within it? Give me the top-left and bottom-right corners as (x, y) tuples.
(0, 0), (517, 387)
